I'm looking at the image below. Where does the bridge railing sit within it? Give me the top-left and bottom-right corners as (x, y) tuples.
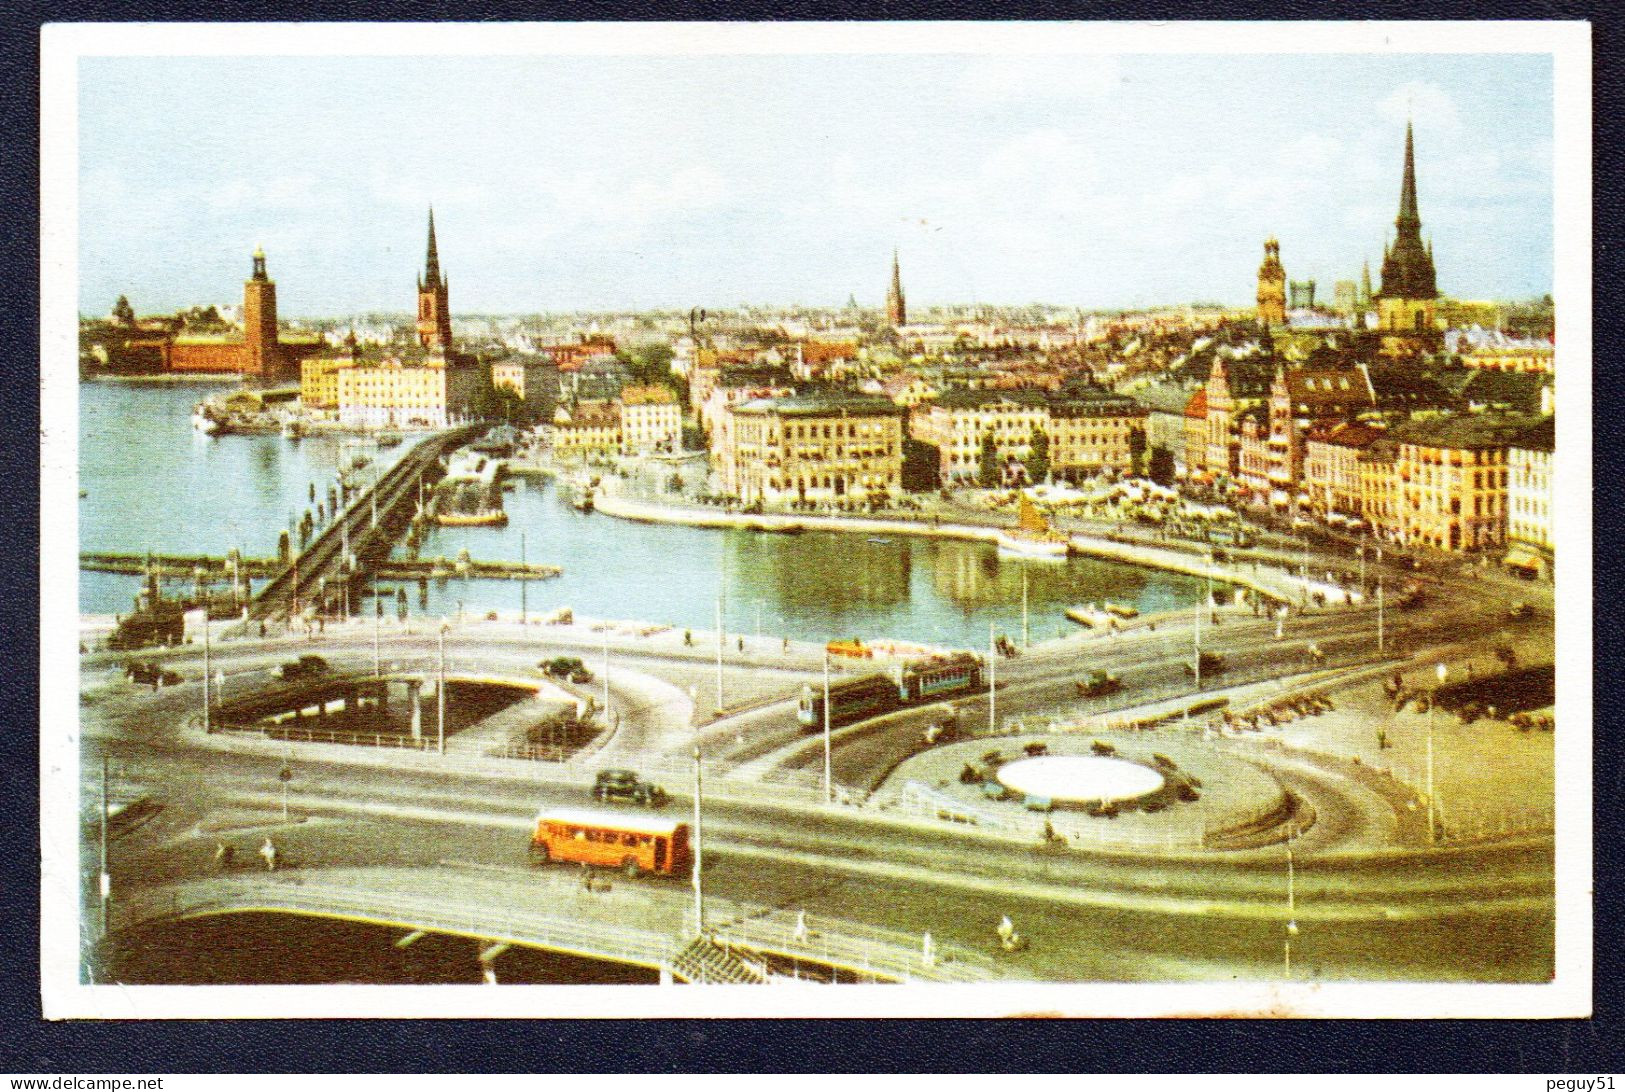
(689, 897), (1001, 984)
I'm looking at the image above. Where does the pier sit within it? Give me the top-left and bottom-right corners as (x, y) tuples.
(247, 427), (482, 620)
(80, 551), (562, 584)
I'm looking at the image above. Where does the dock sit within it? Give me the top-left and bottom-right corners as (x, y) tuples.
(80, 551), (561, 584)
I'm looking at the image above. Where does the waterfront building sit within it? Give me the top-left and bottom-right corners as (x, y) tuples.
(618, 384), (682, 453)
(909, 389), (1049, 485)
(1375, 123), (1442, 355)
(1202, 357), (1275, 481)
(334, 353), (483, 430)
(724, 395), (903, 504)
(1182, 388), (1208, 480)
(1358, 437), (1401, 542)
(1302, 419), (1386, 518)
(1505, 415), (1555, 578)
(1046, 391), (1148, 482)
(550, 399), (622, 460)
(1388, 414), (1538, 553)
(1263, 365), (1378, 507)
(298, 331), (360, 415)
(1236, 406), (1273, 498)
(1256, 238), (1287, 328)
(491, 356), (561, 420)
(886, 250), (907, 328)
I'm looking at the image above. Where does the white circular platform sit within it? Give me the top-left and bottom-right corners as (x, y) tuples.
(996, 755), (1166, 804)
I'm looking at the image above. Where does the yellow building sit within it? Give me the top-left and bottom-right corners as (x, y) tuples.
(618, 384), (682, 453)
(1505, 416), (1554, 577)
(550, 400), (622, 460)
(1459, 343), (1555, 375)
(335, 354), (483, 430)
(1303, 420), (1386, 518)
(908, 390), (1049, 485)
(1046, 393), (1147, 481)
(724, 395), (903, 504)
(300, 354), (348, 415)
(1388, 415), (1540, 553)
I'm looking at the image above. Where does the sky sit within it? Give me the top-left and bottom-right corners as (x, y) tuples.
(76, 50), (1555, 317)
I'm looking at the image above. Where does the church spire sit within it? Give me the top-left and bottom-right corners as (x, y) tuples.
(1398, 120), (1420, 227)
(886, 248), (906, 327)
(422, 206), (443, 289)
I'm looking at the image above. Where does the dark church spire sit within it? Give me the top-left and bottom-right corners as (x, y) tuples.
(422, 206), (443, 290)
(1377, 122), (1437, 301)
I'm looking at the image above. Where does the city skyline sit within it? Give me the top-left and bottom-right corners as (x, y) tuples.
(78, 50), (1553, 317)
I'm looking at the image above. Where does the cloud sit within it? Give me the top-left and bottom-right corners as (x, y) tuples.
(1377, 81), (1462, 133)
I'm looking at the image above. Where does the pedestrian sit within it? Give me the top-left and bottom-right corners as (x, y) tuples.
(259, 837), (277, 872)
(684, 629), (693, 647)
(737, 636), (744, 653)
(783, 637), (790, 653)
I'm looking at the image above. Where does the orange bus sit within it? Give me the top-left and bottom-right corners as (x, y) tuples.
(529, 807), (692, 878)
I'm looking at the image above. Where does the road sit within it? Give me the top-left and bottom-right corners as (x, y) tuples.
(77, 556), (1556, 983)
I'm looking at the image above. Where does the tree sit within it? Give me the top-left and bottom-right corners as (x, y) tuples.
(1024, 427), (1050, 485)
(1148, 446), (1177, 487)
(901, 437), (940, 493)
(111, 295), (136, 326)
(977, 430), (1001, 489)
(1126, 427), (1148, 477)
(621, 344), (676, 388)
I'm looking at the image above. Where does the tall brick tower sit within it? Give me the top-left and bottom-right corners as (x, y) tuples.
(885, 249), (906, 328)
(416, 207), (452, 352)
(1256, 238), (1287, 328)
(1376, 121), (1439, 344)
(242, 245), (279, 377)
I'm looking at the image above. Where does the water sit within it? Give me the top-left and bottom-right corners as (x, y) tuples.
(78, 381), (1203, 647)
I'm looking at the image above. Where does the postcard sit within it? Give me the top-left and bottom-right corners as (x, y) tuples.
(40, 19), (1592, 1019)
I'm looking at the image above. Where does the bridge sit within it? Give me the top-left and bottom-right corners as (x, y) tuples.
(109, 867), (1001, 985)
(249, 426), (483, 622)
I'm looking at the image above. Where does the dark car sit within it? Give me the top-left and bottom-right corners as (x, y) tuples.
(276, 655), (329, 681)
(540, 656), (588, 680)
(1182, 652), (1226, 677)
(592, 769), (667, 808)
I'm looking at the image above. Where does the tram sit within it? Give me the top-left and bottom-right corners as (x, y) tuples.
(797, 652), (984, 730)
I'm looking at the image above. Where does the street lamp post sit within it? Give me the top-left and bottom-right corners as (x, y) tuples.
(714, 596), (724, 710)
(1428, 662), (1446, 843)
(988, 622), (997, 734)
(1376, 580), (1385, 655)
(372, 571), (381, 677)
(437, 621), (449, 756)
(602, 630), (611, 720)
(519, 531), (527, 625)
(823, 651), (832, 805)
(1021, 566), (1029, 649)
(1193, 586), (1203, 691)
(201, 609), (211, 735)
(691, 745), (704, 932)
(99, 756), (110, 939)
(1284, 833), (1299, 977)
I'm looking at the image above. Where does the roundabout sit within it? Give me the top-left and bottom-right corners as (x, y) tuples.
(995, 754), (1165, 806)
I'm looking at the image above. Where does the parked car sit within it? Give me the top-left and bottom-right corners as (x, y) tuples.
(275, 654), (329, 681)
(540, 656), (588, 679)
(1182, 652), (1227, 677)
(1076, 670), (1122, 697)
(592, 769), (667, 808)
(125, 661), (181, 687)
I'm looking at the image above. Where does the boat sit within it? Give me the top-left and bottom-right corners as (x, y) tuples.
(1065, 605), (1113, 628)
(376, 431), (403, 447)
(435, 509), (509, 527)
(997, 494), (1071, 559)
(866, 537), (893, 545)
(571, 489), (595, 513)
(282, 420), (305, 441)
